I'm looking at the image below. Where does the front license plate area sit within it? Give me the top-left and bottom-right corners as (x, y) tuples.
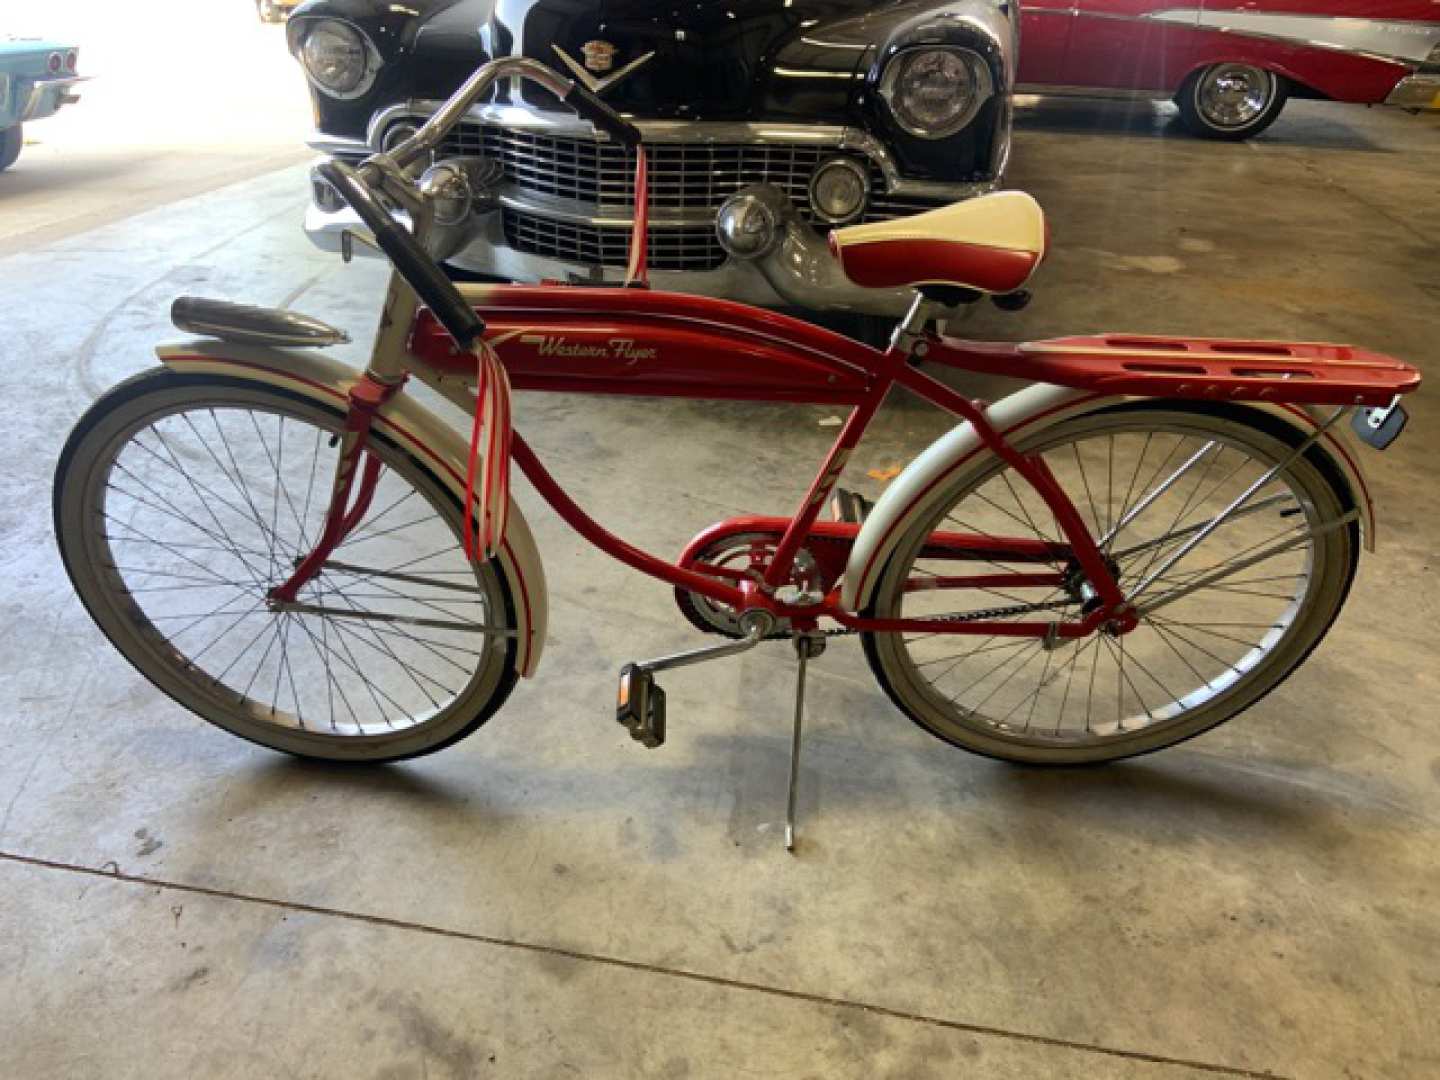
(1352, 400), (1409, 450)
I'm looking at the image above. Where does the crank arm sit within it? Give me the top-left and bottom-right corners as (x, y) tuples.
(268, 600), (517, 637)
(1133, 510), (1357, 617)
(320, 559), (486, 596)
(638, 610), (776, 674)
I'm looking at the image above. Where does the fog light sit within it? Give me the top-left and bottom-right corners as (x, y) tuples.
(809, 157), (869, 225)
(381, 121), (419, 154)
(716, 185), (791, 260)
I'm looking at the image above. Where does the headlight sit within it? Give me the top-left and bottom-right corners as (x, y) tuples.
(809, 158), (869, 225)
(300, 20), (377, 99)
(878, 47), (993, 140)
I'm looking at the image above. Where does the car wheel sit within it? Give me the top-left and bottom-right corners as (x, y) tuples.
(1176, 64), (1289, 140)
(0, 125), (22, 172)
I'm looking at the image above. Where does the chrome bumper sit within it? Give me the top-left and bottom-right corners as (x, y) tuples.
(1384, 74), (1440, 109)
(304, 198), (916, 317)
(18, 76), (87, 123)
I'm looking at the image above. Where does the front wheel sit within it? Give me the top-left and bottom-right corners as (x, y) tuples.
(0, 125), (22, 172)
(1176, 64), (1288, 140)
(54, 369), (522, 762)
(863, 402), (1358, 764)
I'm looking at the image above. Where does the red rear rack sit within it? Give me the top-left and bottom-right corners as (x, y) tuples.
(929, 334), (1421, 408)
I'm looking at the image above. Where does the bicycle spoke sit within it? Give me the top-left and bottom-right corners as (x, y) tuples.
(69, 392), (509, 746)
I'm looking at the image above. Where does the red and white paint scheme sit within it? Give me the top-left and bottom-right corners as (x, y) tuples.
(1016, 1), (1440, 137)
(827, 192), (1048, 296)
(53, 57), (1428, 793)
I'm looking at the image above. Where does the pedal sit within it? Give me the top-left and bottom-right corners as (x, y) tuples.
(616, 663), (666, 748)
(829, 487), (873, 525)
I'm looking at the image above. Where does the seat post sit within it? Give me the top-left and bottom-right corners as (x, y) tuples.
(889, 292), (933, 355)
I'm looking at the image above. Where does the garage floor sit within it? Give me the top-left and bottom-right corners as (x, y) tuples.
(2, 98), (1438, 1078)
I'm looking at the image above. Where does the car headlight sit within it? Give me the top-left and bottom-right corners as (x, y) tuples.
(300, 20), (377, 100)
(878, 47), (993, 140)
(809, 158), (869, 225)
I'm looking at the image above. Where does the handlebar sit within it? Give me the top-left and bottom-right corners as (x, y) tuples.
(325, 56), (644, 349)
(387, 56), (642, 170)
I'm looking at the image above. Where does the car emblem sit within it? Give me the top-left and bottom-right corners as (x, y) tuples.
(581, 40), (617, 73)
(551, 42), (656, 96)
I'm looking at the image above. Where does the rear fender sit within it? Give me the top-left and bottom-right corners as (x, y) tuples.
(156, 339), (549, 677)
(840, 386), (1376, 613)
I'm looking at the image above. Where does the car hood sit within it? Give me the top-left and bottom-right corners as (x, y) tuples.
(413, 0), (890, 120)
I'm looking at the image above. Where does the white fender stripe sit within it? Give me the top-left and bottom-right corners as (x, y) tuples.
(840, 387), (1376, 613)
(1146, 10), (1440, 66)
(156, 340), (550, 677)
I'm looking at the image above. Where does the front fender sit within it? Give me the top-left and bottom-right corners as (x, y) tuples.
(840, 386), (1377, 613)
(155, 339), (549, 677)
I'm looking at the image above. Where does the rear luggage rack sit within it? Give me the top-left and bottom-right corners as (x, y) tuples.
(935, 334), (1421, 408)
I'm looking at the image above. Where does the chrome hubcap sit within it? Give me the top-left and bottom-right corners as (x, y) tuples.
(1197, 65), (1273, 128)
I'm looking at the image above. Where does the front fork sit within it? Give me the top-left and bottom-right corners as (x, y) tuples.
(269, 261), (423, 605)
(266, 373), (404, 605)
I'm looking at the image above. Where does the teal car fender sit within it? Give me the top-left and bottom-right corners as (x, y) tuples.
(0, 37), (86, 170)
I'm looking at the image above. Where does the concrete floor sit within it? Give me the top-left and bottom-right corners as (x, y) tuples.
(2, 89), (1438, 1078)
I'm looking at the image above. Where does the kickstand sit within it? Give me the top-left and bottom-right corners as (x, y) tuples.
(785, 633), (826, 853)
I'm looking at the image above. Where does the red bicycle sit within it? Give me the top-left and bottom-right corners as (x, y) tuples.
(55, 59), (1419, 845)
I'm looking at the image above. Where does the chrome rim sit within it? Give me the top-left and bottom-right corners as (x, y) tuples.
(68, 389), (509, 743)
(876, 413), (1348, 752)
(1196, 65), (1275, 129)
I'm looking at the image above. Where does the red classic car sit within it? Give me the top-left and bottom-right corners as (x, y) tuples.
(1016, 1), (1440, 138)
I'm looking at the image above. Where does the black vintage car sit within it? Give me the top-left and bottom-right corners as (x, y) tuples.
(288, 0), (1017, 317)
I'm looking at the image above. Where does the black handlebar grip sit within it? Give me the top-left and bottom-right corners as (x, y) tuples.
(562, 82), (643, 148)
(316, 160), (486, 351)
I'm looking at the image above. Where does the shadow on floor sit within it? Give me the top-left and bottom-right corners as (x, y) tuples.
(1014, 98), (1390, 153)
(0, 153), (145, 200)
(225, 727), (1394, 863)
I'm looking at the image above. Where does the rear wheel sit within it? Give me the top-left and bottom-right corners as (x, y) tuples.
(1176, 64), (1288, 140)
(0, 125), (23, 172)
(863, 403), (1357, 764)
(54, 369), (521, 762)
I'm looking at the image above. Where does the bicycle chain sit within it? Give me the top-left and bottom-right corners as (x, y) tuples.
(821, 597), (1077, 638)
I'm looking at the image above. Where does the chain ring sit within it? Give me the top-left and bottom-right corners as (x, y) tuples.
(675, 532), (793, 640)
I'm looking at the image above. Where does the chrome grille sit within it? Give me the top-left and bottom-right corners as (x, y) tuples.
(434, 120), (952, 270)
(443, 124), (827, 214)
(863, 162), (950, 223)
(503, 210), (726, 273)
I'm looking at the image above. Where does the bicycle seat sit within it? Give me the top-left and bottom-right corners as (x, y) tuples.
(829, 191), (1047, 296)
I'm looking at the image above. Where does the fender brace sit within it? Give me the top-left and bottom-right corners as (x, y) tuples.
(268, 373), (407, 604)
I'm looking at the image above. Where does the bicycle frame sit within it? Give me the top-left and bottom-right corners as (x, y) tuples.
(280, 266), (1415, 645)
(246, 54), (1420, 654)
